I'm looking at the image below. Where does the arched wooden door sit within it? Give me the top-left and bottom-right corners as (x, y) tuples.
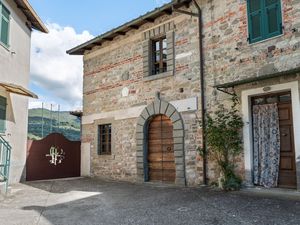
(148, 115), (175, 183)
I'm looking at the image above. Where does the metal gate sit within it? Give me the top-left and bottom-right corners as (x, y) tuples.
(26, 133), (80, 181)
(0, 135), (11, 193)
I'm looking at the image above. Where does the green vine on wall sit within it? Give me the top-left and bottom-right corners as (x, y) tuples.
(198, 95), (244, 191)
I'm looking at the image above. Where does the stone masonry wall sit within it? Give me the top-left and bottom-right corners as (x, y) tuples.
(200, 0), (300, 104)
(82, 0), (300, 185)
(199, 0), (300, 181)
(82, 9), (204, 186)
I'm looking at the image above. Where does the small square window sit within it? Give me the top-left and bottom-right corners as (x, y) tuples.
(97, 124), (111, 155)
(151, 37), (167, 75)
(279, 94), (291, 102)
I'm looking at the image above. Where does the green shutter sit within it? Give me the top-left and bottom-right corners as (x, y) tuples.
(247, 0), (263, 43)
(1, 17), (9, 45)
(1, 4), (9, 20)
(264, 0), (282, 38)
(0, 96), (7, 133)
(0, 2), (10, 46)
(247, 0), (282, 43)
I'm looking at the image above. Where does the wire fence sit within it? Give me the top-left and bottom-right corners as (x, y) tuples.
(28, 102), (81, 141)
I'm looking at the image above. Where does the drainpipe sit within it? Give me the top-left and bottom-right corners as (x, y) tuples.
(173, 0), (207, 185)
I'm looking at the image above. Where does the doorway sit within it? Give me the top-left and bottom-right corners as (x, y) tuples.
(147, 115), (175, 183)
(251, 92), (296, 188)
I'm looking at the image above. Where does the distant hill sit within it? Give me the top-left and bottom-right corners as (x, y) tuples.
(28, 108), (80, 141)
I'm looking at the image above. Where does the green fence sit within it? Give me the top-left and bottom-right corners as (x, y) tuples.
(0, 135), (11, 194)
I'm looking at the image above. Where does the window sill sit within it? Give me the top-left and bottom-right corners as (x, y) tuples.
(249, 33), (284, 46)
(0, 41), (10, 52)
(143, 71), (174, 82)
(97, 153), (111, 156)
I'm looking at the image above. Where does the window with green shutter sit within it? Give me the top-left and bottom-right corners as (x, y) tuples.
(247, 0), (282, 43)
(0, 96), (7, 133)
(0, 1), (10, 47)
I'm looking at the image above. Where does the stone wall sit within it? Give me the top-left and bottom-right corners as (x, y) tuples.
(82, 8), (203, 186)
(81, 0), (300, 186)
(202, 0), (300, 84)
(200, 0), (300, 101)
(200, 0), (300, 182)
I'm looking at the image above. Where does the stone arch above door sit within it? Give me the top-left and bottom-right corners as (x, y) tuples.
(135, 98), (185, 185)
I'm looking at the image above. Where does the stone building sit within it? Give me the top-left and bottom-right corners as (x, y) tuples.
(68, 0), (300, 190)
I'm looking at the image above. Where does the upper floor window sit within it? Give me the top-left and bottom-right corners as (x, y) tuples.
(142, 22), (174, 80)
(247, 0), (282, 43)
(0, 2), (10, 47)
(0, 96), (7, 133)
(151, 37), (167, 75)
(97, 124), (111, 155)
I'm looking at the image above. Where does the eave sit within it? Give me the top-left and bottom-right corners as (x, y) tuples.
(14, 0), (48, 33)
(214, 67), (300, 91)
(67, 0), (192, 55)
(0, 82), (38, 98)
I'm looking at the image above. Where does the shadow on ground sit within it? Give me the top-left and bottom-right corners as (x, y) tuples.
(1, 178), (300, 225)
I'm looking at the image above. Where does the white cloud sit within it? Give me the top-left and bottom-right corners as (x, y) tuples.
(30, 23), (94, 110)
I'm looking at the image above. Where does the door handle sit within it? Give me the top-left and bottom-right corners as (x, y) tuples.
(282, 133), (288, 137)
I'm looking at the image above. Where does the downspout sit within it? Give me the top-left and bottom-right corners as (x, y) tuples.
(173, 0), (207, 185)
(193, 0), (207, 186)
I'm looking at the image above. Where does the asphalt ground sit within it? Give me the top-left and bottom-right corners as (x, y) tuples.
(0, 178), (299, 225)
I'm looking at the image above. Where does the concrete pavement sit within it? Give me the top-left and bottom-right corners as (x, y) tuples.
(0, 178), (300, 225)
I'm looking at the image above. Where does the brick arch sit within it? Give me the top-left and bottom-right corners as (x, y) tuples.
(135, 98), (185, 185)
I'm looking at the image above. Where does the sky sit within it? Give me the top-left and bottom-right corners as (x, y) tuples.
(28, 0), (171, 111)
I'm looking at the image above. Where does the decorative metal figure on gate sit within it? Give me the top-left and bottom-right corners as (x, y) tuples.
(45, 146), (65, 165)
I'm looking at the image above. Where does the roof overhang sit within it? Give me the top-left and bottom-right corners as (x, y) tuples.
(13, 0), (48, 33)
(70, 111), (83, 118)
(214, 67), (300, 95)
(67, 0), (192, 55)
(0, 82), (38, 98)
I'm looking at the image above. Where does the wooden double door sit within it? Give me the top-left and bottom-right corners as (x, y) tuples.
(147, 115), (175, 183)
(252, 92), (296, 188)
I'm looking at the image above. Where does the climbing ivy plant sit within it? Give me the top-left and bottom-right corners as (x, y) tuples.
(199, 95), (244, 191)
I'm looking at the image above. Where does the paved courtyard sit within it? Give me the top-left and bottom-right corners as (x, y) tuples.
(0, 178), (300, 225)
